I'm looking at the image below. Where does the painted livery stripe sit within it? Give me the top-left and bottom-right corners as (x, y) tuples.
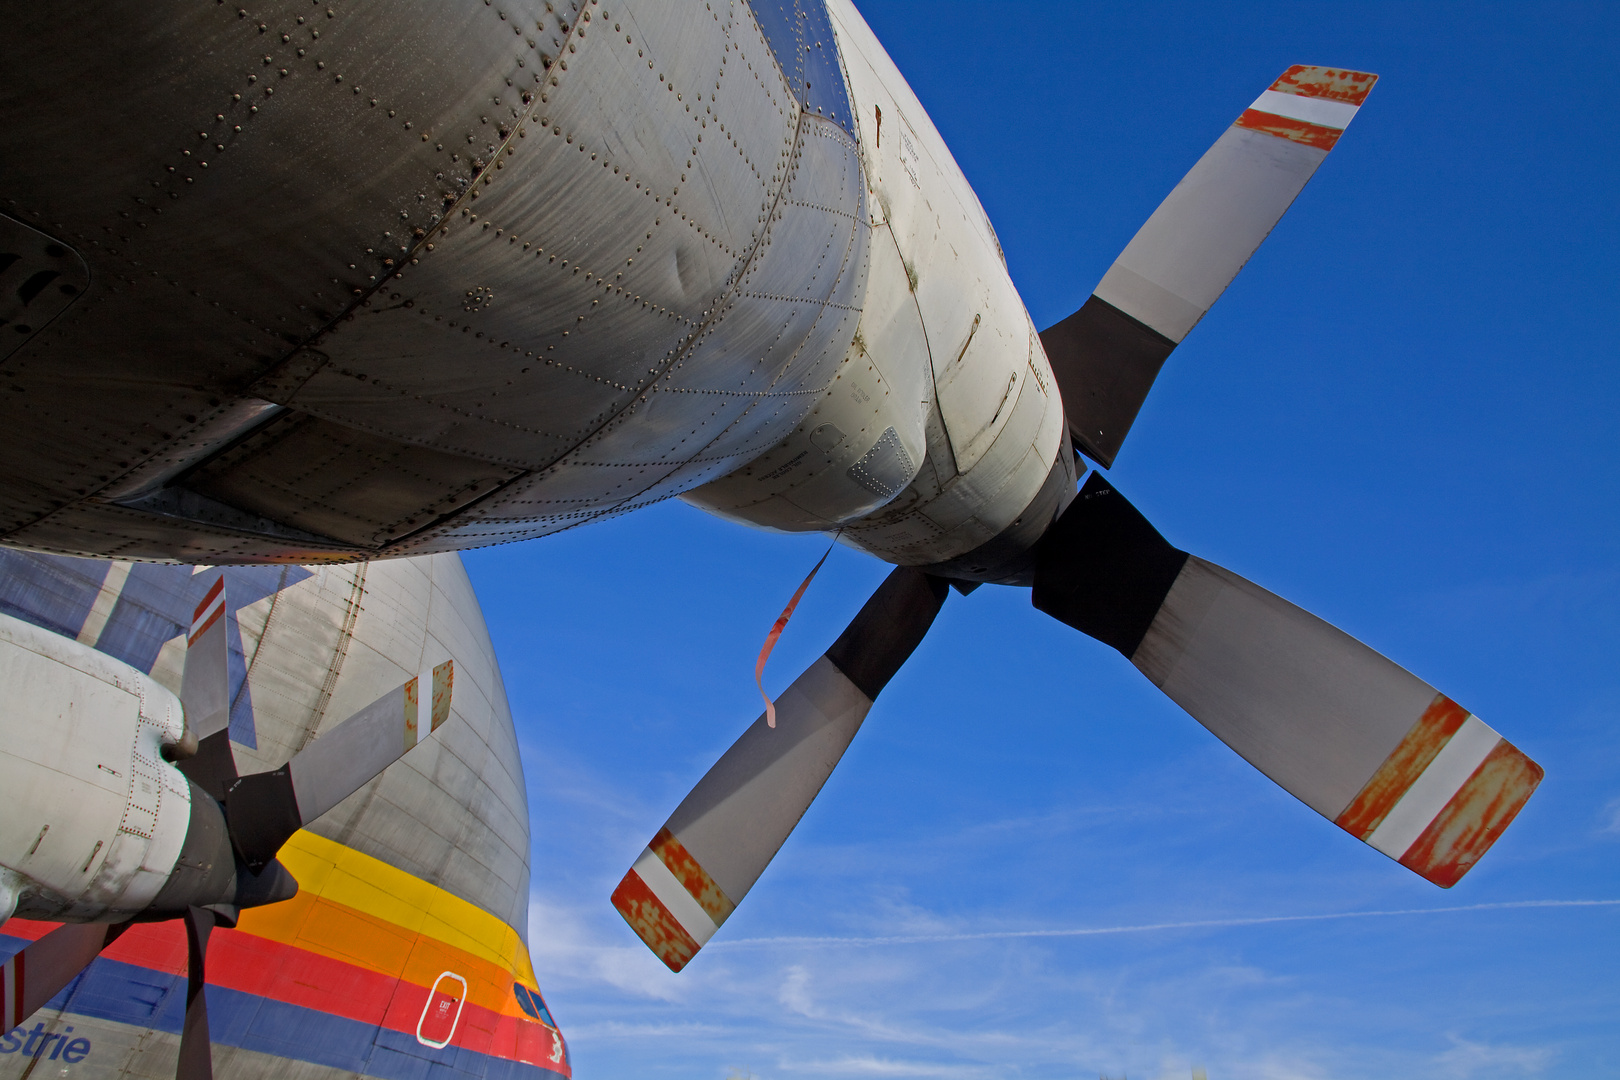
(1, 920), (562, 1067)
(4, 832), (543, 1016)
(650, 827), (736, 925)
(268, 830), (537, 983)
(0, 831), (570, 1072)
(0, 941), (569, 1078)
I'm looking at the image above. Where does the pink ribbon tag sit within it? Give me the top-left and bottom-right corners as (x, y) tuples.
(754, 541), (835, 728)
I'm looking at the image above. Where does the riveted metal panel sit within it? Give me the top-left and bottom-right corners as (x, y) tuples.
(0, 0), (869, 563)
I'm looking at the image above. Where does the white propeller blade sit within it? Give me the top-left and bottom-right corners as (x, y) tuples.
(1041, 65), (1378, 466)
(1033, 475), (1542, 887)
(176, 572), (236, 799)
(613, 569), (948, 971)
(225, 661), (454, 870)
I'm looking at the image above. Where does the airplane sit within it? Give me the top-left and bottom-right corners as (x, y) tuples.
(1, 0), (1543, 1073)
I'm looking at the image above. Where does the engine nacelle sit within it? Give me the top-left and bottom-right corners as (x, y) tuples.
(0, 613), (193, 923)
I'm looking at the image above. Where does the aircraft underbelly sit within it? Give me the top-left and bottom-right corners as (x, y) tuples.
(0, 1), (866, 563)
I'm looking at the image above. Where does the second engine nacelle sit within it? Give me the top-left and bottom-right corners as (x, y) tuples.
(0, 613), (193, 923)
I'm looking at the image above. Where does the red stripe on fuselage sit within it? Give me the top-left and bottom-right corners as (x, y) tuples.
(2, 920), (562, 1071)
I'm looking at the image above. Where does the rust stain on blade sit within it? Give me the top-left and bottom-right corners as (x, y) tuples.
(1233, 109), (1345, 150)
(610, 869), (699, 972)
(403, 676), (420, 752)
(430, 660), (454, 731)
(1270, 65), (1379, 105)
(1336, 694), (1470, 839)
(651, 827), (736, 926)
(1399, 741), (1545, 888)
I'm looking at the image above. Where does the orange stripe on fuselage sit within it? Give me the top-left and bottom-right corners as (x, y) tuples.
(2, 917), (564, 1071)
(2, 829), (566, 1072)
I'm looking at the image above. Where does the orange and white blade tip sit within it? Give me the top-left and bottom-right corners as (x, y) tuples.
(189, 575), (226, 645)
(1234, 65), (1378, 150)
(1336, 695), (1542, 887)
(611, 827), (737, 972)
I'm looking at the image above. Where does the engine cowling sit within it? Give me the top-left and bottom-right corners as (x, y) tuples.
(0, 613), (193, 923)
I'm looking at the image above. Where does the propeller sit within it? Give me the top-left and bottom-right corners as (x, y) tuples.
(613, 65), (1543, 970)
(2, 573), (454, 1078)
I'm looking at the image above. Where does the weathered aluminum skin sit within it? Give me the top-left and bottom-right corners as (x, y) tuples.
(683, 0), (1069, 576)
(0, 0), (867, 562)
(0, 0), (1067, 576)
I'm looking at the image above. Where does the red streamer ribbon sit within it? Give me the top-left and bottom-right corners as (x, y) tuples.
(755, 541), (835, 728)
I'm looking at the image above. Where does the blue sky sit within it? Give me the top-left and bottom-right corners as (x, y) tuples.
(464, 2), (1620, 1077)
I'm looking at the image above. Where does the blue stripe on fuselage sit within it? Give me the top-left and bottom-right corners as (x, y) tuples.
(0, 934), (561, 1079)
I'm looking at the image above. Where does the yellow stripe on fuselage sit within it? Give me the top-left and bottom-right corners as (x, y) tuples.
(236, 830), (537, 1010)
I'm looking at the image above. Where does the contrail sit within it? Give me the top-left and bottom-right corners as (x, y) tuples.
(706, 899), (1620, 950)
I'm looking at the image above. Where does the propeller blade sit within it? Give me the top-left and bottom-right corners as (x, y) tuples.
(176, 907), (214, 1080)
(1, 922), (123, 1031)
(613, 568), (949, 971)
(1033, 473), (1542, 887)
(176, 572), (237, 801)
(1041, 66), (1377, 467)
(224, 661), (454, 870)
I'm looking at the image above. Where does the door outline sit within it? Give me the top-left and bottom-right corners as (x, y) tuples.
(415, 970), (468, 1049)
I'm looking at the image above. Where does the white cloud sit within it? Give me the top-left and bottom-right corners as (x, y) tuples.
(1436, 1034), (1557, 1077)
(776, 1055), (1001, 1078)
(1598, 797), (1620, 836)
(527, 894), (689, 1002)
